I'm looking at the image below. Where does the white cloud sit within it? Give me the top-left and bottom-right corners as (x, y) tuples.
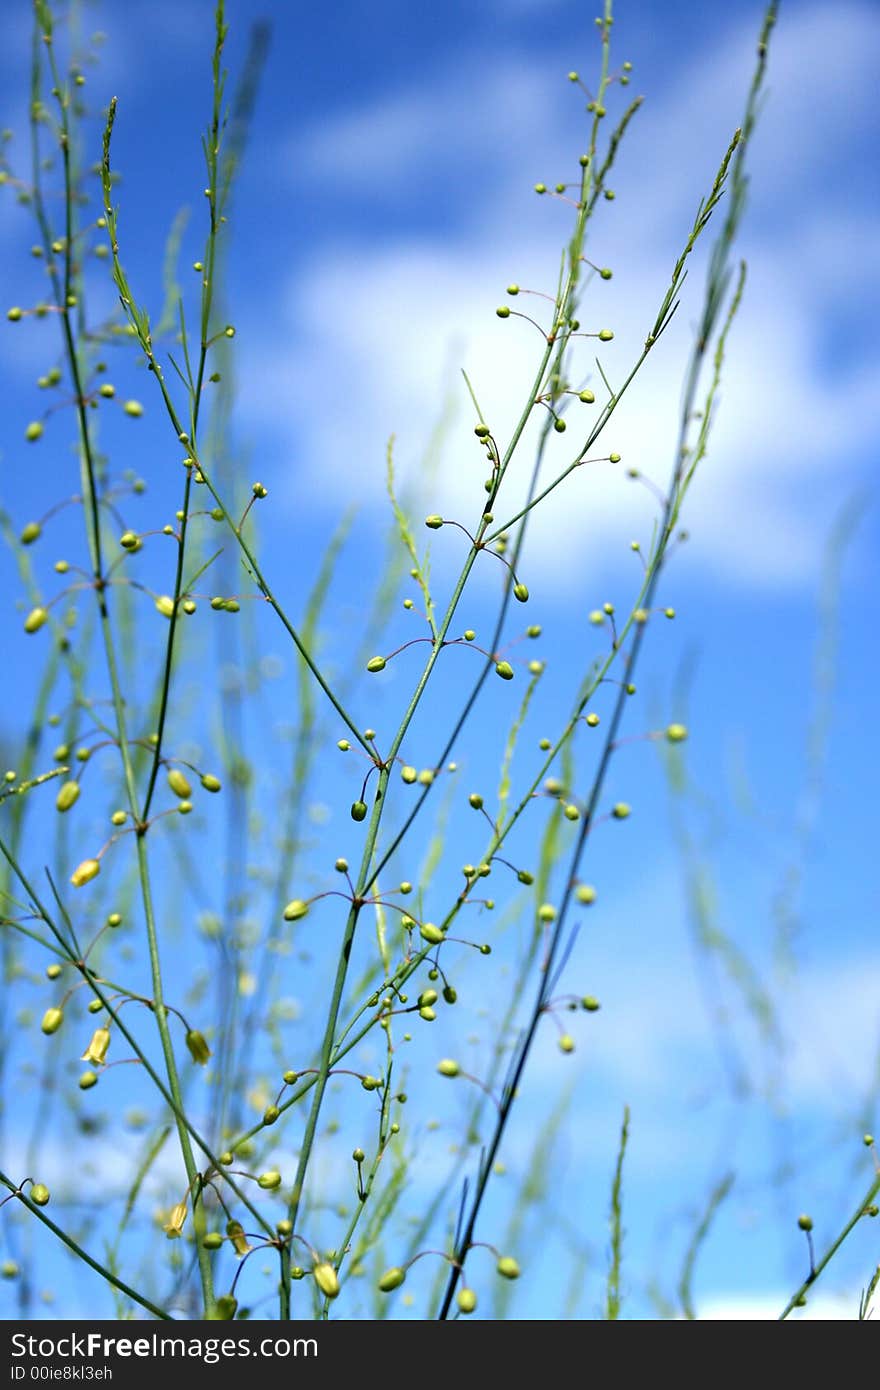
(240, 1), (879, 596)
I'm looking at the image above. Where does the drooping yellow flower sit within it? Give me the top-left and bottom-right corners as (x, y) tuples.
(164, 1200), (188, 1239)
(81, 1027), (111, 1066)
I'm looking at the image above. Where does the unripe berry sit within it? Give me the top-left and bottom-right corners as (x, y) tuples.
(123, 400), (143, 418)
(538, 903), (556, 922)
(576, 884), (597, 905)
(263, 1106), (280, 1126)
(351, 801), (367, 821)
(598, 329), (614, 342)
(579, 389), (595, 403)
(203, 1233), (223, 1250)
(517, 869), (534, 885)
(586, 713), (600, 727)
(25, 422), (44, 442)
(401, 765), (417, 784)
(798, 1214), (813, 1232)
(469, 793), (483, 809)
(496, 306), (510, 319)
(79, 1070), (98, 1090)
(155, 595), (175, 619)
(553, 418), (566, 433)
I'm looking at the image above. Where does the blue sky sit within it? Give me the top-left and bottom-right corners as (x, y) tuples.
(0, 0), (878, 1321)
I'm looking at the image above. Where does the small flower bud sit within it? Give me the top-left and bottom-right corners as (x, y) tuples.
(420, 922), (444, 945)
(798, 1214), (813, 1232)
(167, 767), (192, 798)
(534, 183), (547, 194)
(263, 1105), (280, 1126)
(120, 531), (138, 550)
(313, 1262), (340, 1299)
(457, 1288), (477, 1314)
(517, 869), (534, 885)
(425, 514), (444, 529)
(366, 656), (386, 673)
(46, 964), (62, 980)
(203, 1232), (223, 1250)
(581, 995), (601, 1011)
(351, 800), (368, 822)
(352, 1148), (365, 1163)
(258, 1170), (282, 1189)
(579, 389), (595, 403)
(155, 595), (175, 619)
(201, 773), (222, 793)
(496, 305), (511, 319)
(24, 607), (49, 634)
(598, 328), (614, 342)
(70, 858), (100, 888)
(559, 1034), (575, 1053)
(666, 723), (688, 743)
(123, 400), (144, 418)
(283, 899), (309, 921)
(586, 713), (600, 728)
(497, 1256), (520, 1279)
(612, 802), (631, 819)
(20, 521), (41, 545)
(609, 452), (621, 464)
(564, 804), (579, 821)
(495, 660), (514, 681)
(576, 884), (597, 905)
(185, 1029), (211, 1065)
(79, 1070), (98, 1090)
(469, 792), (484, 810)
(41, 1007), (64, 1035)
(419, 1006), (436, 1021)
(25, 422), (44, 442)
(378, 1265), (407, 1293)
(30, 1184), (50, 1207)
(55, 780), (80, 813)
(554, 418), (566, 433)
(513, 582), (529, 603)
(437, 1059), (460, 1079)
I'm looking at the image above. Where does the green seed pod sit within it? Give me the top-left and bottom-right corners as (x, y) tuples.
(155, 595), (175, 619)
(351, 800), (368, 822)
(612, 802), (631, 819)
(167, 767), (192, 799)
(496, 305), (511, 319)
(258, 1170), (282, 1189)
(210, 596), (226, 611)
(123, 400), (144, 418)
(211, 1295), (238, 1320)
(70, 858), (100, 888)
(24, 607), (48, 634)
(185, 1029), (211, 1065)
(576, 884), (597, 906)
(55, 780), (80, 813)
(263, 1106), (280, 1126)
(457, 1288), (477, 1314)
(20, 521), (41, 545)
(420, 922), (444, 945)
(25, 421), (44, 442)
(203, 1232), (223, 1250)
(424, 514), (444, 529)
(283, 899), (309, 922)
(443, 985), (458, 1005)
(378, 1266), (406, 1293)
(313, 1262), (340, 1299)
(797, 1214), (813, 1232)
(366, 656), (386, 673)
(30, 1184), (50, 1207)
(513, 582), (529, 603)
(559, 1034), (575, 1053)
(497, 1256), (520, 1280)
(437, 1059), (460, 1078)
(666, 723), (688, 743)
(79, 1070), (98, 1090)
(88, 999), (103, 1014)
(201, 773), (222, 793)
(581, 995), (601, 1012)
(495, 660), (514, 681)
(41, 1007), (64, 1035)
(225, 599), (240, 613)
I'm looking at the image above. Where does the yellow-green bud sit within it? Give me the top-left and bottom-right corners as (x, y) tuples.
(211, 1295), (237, 1320)
(120, 531), (138, 549)
(123, 400), (144, 417)
(495, 660), (514, 680)
(155, 595), (176, 619)
(666, 723), (688, 743)
(2, 1261), (20, 1278)
(20, 521), (41, 545)
(41, 1007), (64, 1035)
(46, 963), (62, 980)
(201, 773), (222, 793)
(419, 1006), (436, 1021)
(559, 1034), (575, 1053)
(313, 1262), (340, 1299)
(351, 800), (367, 822)
(497, 1256), (520, 1279)
(496, 305), (510, 319)
(538, 903), (556, 922)
(457, 1288), (477, 1314)
(581, 995), (601, 1011)
(98, 382), (115, 398)
(7, 307), (23, 321)
(55, 780), (80, 812)
(378, 1266), (406, 1292)
(24, 607), (48, 634)
(554, 418), (566, 433)
(30, 1184), (50, 1207)
(185, 1029), (211, 1065)
(564, 804), (579, 821)
(366, 656), (386, 673)
(70, 858), (100, 888)
(258, 1170), (282, 1189)
(283, 898), (309, 921)
(167, 767), (192, 798)
(79, 1070), (98, 1090)
(586, 712), (600, 727)
(513, 582), (529, 603)
(798, 1214), (813, 1232)
(111, 810), (127, 826)
(425, 515), (443, 529)
(437, 1059), (460, 1077)
(612, 802), (631, 819)
(420, 922), (444, 945)
(283, 1070), (298, 1085)
(203, 1232), (223, 1250)
(263, 1105), (280, 1125)
(517, 869), (534, 885)
(25, 422), (44, 442)
(579, 389), (596, 403)
(277, 1219), (293, 1235)
(576, 884), (597, 905)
